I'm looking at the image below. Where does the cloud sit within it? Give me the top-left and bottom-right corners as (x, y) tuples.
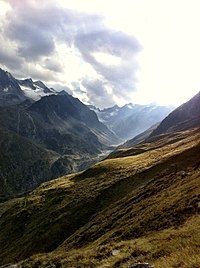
(3, 1), (62, 60)
(0, 37), (23, 69)
(3, 0), (105, 60)
(0, 0), (142, 107)
(75, 29), (141, 107)
(43, 58), (63, 73)
(81, 78), (116, 108)
(75, 30), (141, 88)
(48, 82), (73, 95)
(1, 0), (104, 68)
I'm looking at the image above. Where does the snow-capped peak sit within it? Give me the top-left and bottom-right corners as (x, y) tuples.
(19, 79), (56, 101)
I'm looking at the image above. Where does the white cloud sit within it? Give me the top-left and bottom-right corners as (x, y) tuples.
(0, 0), (200, 107)
(92, 52), (121, 66)
(54, 43), (99, 82)
(0, 0), (10, 16)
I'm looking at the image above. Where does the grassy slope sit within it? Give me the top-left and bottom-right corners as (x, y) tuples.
(0, 127), (200, 267)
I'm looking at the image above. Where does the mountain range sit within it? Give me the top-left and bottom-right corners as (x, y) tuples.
(0, 68), (119, 201)
(0, 68), (175, 201)
(89, 103), (174, 140)
(0, 88), (199, 267)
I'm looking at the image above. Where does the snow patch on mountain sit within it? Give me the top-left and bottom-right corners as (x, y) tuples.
(20, 85), (55, 101)
(3, 87), (9, 92)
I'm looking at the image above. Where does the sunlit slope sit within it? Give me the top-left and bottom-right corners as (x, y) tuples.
(0, 127), (199, 267)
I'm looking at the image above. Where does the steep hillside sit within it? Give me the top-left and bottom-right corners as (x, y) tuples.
(151, 91), (200, 137)
(0, 125), (199, 267)
(118, 91), (200, 150)
(0, 98), (113, 201)
(28, 92), (119, 147)
(0, 128), (61, 202)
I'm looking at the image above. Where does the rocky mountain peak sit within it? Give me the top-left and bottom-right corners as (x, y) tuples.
(34, 80), (53, 93)
(0, 68), (26, 105)
(18, 78), (36, 90)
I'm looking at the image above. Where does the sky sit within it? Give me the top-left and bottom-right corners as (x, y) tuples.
(0, 0), (200, 108)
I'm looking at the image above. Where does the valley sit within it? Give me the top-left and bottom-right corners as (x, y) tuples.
(0, 68), (200, 267)
(0, 68), (120, 201)
(0, 1), (200, 267)
(0, 118), (199, 267)
(0, 68), (171, 202)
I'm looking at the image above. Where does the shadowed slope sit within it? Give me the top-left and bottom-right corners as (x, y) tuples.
(0, 126), (199, 267)
(151, 91), (200, 137)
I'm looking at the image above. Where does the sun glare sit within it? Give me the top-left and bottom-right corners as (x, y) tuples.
(0, 0), (11, 15)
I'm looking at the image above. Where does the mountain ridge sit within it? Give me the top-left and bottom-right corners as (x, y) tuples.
(89, 102), (174, 140)
(150, 91), (200, 137)
(0, 68), (119, 201)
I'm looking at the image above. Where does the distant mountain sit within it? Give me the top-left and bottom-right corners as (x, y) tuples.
(90, 103), (174, 140)
(17, 78), (56, 101)
(0, 68), (119, 201)
(0, 67), (60, 107)
(0, 68), (27, 105)
(150, 91), (200, 137)
(27, 91), (119, 148)
(114, 91), (200, 149)
(87, 104), (100, 112)
(118, 123), (159, 149)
